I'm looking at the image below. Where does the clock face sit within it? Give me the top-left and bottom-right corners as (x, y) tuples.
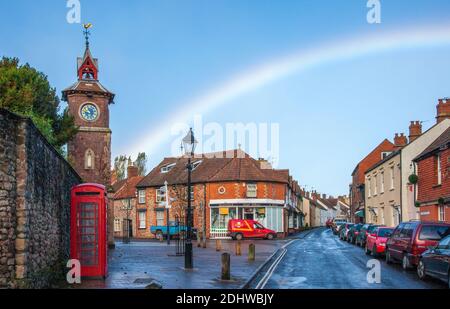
(80, 103), (99, 121)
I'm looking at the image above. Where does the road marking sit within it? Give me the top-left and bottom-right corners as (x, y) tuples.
(254, 239), (298, 289)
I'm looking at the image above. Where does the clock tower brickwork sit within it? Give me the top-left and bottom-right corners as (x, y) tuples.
(62, 35), (116, 248)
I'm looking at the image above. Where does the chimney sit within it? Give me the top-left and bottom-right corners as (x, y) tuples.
(322, 194), (327, 199)
(306, 191), (310, 199)
(394, 133), (408, 149)
(127, 165), (139, 179)
(409, 121), (422, 143)
(258, 158), (272, 170)
(437, 98), (450, 123)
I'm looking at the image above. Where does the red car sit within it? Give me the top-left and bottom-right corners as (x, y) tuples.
(386, 221), (450, 270)
(365, 227), (394, 257)
(227, 219), (277, 240)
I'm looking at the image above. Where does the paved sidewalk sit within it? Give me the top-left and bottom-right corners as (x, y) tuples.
(76, 238), (291, 289)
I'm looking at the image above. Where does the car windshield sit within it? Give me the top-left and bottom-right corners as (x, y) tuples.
(419, 225), (450, 241)
(378, 229), (393, 237)
(367, 225), (378, 232)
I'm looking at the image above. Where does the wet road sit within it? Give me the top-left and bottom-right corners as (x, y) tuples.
(261, 228), (444, 289)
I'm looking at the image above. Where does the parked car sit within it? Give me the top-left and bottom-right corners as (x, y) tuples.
(356, 224), (382, 247)
(417, 235), (450, 288)
(150, 222), (197, 239)
(339, 223), (354, 241)
(386, 221), (450, 270)
(347, 223), (363, 244)
(333, 222), (345, 235)
(365, 227), (394, 257)
(227, 219), (277, 240)
(326, 219), (333, 228)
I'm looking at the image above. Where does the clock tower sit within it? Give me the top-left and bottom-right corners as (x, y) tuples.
(62, 26), (115, 187)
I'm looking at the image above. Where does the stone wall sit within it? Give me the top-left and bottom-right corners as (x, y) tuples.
(0, 109), (81, 288)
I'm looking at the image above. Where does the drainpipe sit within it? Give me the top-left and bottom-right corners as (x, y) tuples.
(400, 153), (404, 223)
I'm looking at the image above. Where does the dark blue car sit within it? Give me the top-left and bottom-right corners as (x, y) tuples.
(417, 235), (450, 288)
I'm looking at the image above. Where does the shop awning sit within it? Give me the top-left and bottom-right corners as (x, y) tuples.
(355, 210), (365, 218)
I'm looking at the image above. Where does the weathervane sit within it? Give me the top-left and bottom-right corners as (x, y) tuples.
(83, 23), (93, 49)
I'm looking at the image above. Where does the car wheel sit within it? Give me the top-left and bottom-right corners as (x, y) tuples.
(235, 233), (243, 241)
(402, 254), (412, 270)
(267, 234), (274, 240)
(386, 249), (392, 264)
(417, 260), (427, 280)
(365, 245), (371, 255)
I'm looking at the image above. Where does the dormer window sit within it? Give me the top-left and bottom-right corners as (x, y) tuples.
(161, 163), (176, 173)
(381, 152), (392, 160)
(192, 160), (202, 170)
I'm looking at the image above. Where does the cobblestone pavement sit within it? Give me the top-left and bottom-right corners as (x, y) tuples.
(74, 237), (292, 289)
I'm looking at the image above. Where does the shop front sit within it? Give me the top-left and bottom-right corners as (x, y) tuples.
(209, 199), (285, 239)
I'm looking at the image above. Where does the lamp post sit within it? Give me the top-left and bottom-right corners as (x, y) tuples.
(182, 128), (198, 269)
(164, 180), (171, 245)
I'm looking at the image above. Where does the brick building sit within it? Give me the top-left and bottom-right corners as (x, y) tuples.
(62, 35), (116, 247)
(349, 139), (396, 222)
(112, 165), (144, 238)
(414, 126), (450, 222)
(135, 150), (301, 239)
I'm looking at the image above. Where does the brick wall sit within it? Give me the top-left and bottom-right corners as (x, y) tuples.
(416, 147), (450, 222)
(140, 181), (287, 239)
(0, 109), (81, 288)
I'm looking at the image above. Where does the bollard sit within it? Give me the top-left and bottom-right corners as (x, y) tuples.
(216, 239), (222, 251)
(221, 253), (231, 280)
(197, 232), (201, 248)
(235, 241), (242, 256)
(248, 243), (255, 261)
(202, 238), (207, 249)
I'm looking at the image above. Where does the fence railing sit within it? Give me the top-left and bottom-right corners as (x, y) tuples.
(210, 227), (231, 239)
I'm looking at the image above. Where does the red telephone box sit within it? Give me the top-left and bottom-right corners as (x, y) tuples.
(70, 183), (108, 278)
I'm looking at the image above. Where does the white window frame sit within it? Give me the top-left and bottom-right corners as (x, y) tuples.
(390, 166), (395, 190)
(161, 163), (176, 173)
(156, 210), (165, 226)
(138, 190), (146, 204)
(114, 218), (121, 232)
(437, 154), (442, 185)
(246, 183), (257, 198)
(374, 175), (378, 196)
(192, 160), (202, 170)
(438, 205), (445, 222)
(138, 211), (146, 229)
(156, 188), (166, 203)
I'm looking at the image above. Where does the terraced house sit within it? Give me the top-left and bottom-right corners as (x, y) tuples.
(365, 99), (450, 226)
(134, 149), (302, 239)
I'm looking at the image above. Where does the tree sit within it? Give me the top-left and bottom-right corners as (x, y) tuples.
(114, 155), (128, 181)
(134, 152), (147, 176)
(0, 57), (78, 151)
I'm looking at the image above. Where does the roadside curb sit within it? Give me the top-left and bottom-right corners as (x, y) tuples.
(240, 228), (316, 289)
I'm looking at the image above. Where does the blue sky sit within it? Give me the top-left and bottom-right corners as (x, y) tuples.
(1, 0), (450, 196)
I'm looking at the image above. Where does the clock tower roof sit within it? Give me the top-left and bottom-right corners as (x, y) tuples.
(62, 25), (115, 104)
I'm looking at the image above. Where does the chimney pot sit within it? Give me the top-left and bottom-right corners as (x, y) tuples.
(437, 98), (450, 123)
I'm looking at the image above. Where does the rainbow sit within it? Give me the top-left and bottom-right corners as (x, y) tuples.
(124, 23), (450, 158)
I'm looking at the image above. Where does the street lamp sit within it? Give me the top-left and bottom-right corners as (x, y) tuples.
(182, 128), (198, 269)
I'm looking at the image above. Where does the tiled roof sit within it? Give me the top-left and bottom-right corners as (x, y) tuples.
(62, 80), (115, 103)
(137, 150), (290, 188)
(414, 126), (450, 161)
(114, 176), (144, 199)
(112, 178), (127, 193)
